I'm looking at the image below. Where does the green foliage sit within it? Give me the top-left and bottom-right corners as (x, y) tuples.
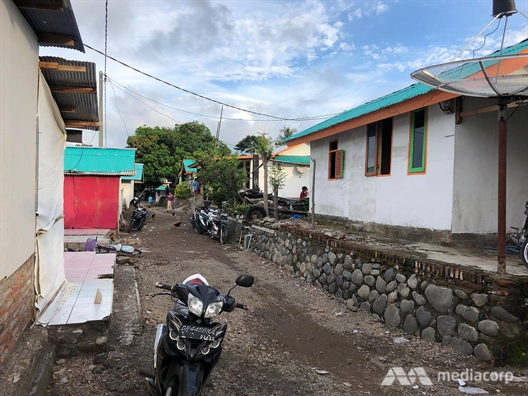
(174, 182), (191, 199)
(223, 202), (252, 218)
(276, 126), (297, 145)
(268, 165), (287, 191)
(234, 135), (260, 155)
(193, 149), (247, 207)
(126, 122), (231, 187)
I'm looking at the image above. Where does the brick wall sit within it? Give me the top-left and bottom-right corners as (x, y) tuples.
(0, 255), (35, 364)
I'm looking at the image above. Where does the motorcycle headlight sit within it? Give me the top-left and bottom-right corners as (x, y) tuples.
(204, 302), (223, 318)
(187, 294), (203, 317)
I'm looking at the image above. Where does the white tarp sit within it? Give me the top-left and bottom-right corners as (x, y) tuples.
(35, 71), (66, 311)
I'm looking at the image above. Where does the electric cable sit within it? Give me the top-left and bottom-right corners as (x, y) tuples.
(105, 76), (334, 122)
(83, 43), (341, 121)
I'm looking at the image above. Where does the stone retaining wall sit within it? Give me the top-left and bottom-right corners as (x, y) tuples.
(247, 223), (528, 366)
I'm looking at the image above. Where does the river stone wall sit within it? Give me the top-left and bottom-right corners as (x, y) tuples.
(247, 223), (528, 366)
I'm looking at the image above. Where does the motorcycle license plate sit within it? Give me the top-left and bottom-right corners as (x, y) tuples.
(179, 325), (216, 341)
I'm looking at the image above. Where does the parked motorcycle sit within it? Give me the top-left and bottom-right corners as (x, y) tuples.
(141, 273), (254, 396)
(510, 200), (528, 267)
(190, 207), (210, 235)
(207, 210), (229, 244)
(128, 196), (149, 232)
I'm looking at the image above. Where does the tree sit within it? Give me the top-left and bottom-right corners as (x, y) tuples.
(193, 148), (247, 206)
(234, 135), (260, 155)
(276, 126), (297, 145)
(126, 122), (231, 187)
(269, 165), (287, 218)
(255, 132), (274, 218)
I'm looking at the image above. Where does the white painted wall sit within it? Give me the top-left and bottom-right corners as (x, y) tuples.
(311, 104), (456, 230)
(122, 180), (134, 209)
(452, 97), (528, 234)
(0, 0), (39, 279)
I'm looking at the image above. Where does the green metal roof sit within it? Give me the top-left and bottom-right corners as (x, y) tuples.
(122, 163), (144, 181)
(273, 155), (311, 165)
(64, 147), (136, 175)
(183, 159), (198, 173)
(156, 185), (169, 191)
(285, 39), (528, 143)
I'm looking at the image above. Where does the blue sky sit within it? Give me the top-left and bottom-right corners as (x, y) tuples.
(41, 0), (528, 149)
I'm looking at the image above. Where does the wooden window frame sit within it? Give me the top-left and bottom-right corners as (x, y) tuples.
(365, 123), (378, 177)
(365, 120), (392, 177)
(328, 140), (344, 180)
(408, 108), (428, 174)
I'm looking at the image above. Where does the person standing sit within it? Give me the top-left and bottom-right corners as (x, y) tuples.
(167, 192), (174, 212)
(192, 178), (200, 197)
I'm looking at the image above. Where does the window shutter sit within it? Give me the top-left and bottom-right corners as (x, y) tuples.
(335, 149), (344, 179)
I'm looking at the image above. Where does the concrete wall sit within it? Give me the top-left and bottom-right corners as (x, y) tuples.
(311, 104), (456, 231)
(0, 0), (39, 279)
(452, 97), (528, 234)
(122, 180), (134, 210)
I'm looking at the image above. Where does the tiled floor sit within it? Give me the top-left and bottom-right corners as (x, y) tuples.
(37, 251), (115, 326)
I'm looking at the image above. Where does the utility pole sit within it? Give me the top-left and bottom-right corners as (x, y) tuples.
(214, 105), (223, 149)
(98, 71), (104, 147)
(311, 158), (316, 228)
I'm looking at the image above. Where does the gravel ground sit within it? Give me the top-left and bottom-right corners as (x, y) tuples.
(47, 205), (528, 395)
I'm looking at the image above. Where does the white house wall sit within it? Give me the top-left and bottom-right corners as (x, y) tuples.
(271, 163), (311, 198)
(311, 104), (456, 231)
(35, 71), (66, 311)
(452, 97), (528, 234)
(0, 0), (39, 279)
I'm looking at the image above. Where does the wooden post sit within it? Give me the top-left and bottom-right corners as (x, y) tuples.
(311, 158), (316, 228)
(98, 71), (104, 147)
(497, 103), (507, 275)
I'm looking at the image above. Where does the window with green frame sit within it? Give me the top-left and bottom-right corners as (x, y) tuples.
(409, 108), (427, 173)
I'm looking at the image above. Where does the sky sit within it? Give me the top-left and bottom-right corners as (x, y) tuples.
(41, 0), (528, 151)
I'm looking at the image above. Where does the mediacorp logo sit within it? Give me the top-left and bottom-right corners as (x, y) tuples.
(381, 367), (433, 386)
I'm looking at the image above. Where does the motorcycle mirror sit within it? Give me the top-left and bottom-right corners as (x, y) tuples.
(235, 274), (254, 288)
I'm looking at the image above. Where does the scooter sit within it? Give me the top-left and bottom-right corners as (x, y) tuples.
(510, 200), (528, 267)
(207, 210), (229, 244)
(128, 196), (149, 232)
(190, 207), (210, 235)
(141, 273), (254, 396)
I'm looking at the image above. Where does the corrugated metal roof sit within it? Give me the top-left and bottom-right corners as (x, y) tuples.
(122, 163), (144, 181)
(16, 0), (84, 52)
(285, 39), (528, 143)
(273, 155), (311, 165)
(183, 159), (198, 173)
(64, 147), (136, 175)
(40, 56), (99, 130)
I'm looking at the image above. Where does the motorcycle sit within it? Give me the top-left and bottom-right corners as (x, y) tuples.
(141, 273), (254, 396)
(207, 210), (229, 244)
(190, 207), (210, 235)
(509, 200), (528, 267)
(128, 196), (149, 232)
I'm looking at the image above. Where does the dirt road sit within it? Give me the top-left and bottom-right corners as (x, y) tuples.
(47, 206), (528, 395)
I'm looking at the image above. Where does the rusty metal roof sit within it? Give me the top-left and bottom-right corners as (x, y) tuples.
(40, 56), (99, 130)
(15, 0), (84, 52)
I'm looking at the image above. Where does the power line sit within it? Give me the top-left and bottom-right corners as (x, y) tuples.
(108, 79), (183, 124)
(106, 76), (335, 122)
(83, 43), (341, 122)
(108, 80), (130, 136)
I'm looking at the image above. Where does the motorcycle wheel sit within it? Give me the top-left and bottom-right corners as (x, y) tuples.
(246, 206), (266, 221)
(219, 225), (228, 244)
(521, 239), (528, 268)
(127, 220), (136, 233)
(137, 220), (145, 231)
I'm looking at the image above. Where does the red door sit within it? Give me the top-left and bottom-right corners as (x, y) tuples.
(64, 176), (119, 229)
